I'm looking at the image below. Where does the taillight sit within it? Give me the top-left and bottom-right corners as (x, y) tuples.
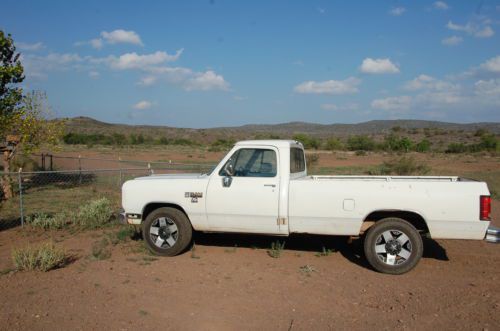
(480, 195), (491, 221)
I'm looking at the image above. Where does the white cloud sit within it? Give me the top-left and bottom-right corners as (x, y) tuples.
(88, 71), (100, 79)
(90, 38), (103, 49)
(475, 79), (500, 97)
(110, 50), (183, 70)
(371, 96), (412, 111)
(138, 75), (157, 86)
(76, 29), (143, 49)
(294, 77), (361, 95)
(360, 58), (400, 74)
(475, 26), (494, 38)
(389, 7), (406, 16)
(320, 103), (359, 111)
(404, 74), (459, 91)
(479, 55), (500, 73)
(442, 35), (463, 46)
(101, 29), (143, 46)
(17, 42), (44, 51)
(133, 100), (152, 110)
(446, 21), (494, 38)
(184, 70), (230, 91)
(433, 1), (449, 10)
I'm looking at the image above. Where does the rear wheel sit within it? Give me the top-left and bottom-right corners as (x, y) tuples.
(142, 207), (192, 256)
(364, 217), (423, 275)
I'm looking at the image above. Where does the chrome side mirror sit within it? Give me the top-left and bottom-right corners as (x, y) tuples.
(222, 176), (232, 187)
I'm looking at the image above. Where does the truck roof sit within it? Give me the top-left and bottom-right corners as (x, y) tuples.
(235, 140), (303, 148)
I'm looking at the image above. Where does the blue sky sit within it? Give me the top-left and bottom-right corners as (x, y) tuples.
(2, 0), (500, 127)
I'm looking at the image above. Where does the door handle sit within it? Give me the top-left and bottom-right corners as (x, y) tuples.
(264, 184), (276, 188)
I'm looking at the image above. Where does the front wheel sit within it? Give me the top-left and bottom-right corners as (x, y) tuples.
(142, 207), (192, 256)
(364, 217), (423, 275)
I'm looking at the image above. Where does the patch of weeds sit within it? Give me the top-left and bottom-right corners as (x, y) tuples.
(94, 283), (100, 288)
(267, 240), (285, 258)
(115, 226), (135, 242)
(142, 256), (158, 262)
(224, 245), (237, 253)
(191, 243), (200, 259)
(122, 279), (130, 284)
(299, 264), (316, 277)
(126, 257), (139, 262)
(91, 238), (112, 260)
(154, 277), (162, 282)
(315, 246), (334, 257)
(76, 198), (113, 230)
(12, 241), (67, 272)
(0, 267), (15, 275)
(26, 212), (70, 230)
(139, 310), (148, 316)
(26, 290), (35, 295)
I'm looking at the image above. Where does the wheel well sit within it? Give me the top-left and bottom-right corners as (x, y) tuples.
(142, 203), (189, 222)
(362, 210), (429, 234)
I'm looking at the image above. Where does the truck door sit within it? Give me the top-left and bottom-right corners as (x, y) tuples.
(206, 147), (281, 234)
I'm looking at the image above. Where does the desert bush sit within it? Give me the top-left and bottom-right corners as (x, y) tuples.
(306, 153), (320, 167)
(325, 138), (344, 151)
(372, 156), (430, 175)
(347, 135), (376, 151)
(383, 133), (413, 152)
(27, 212), (69, 230)
(12, 241), (66, 272)
(446, 143), (468, 153)
(293, 134), (321, 150)
(91, 238), (112, 260)
(76, 197), (113, 229)
(415, 139), (431, 153)
(267, 240), (285, 258)
(208, 138), (235, 152)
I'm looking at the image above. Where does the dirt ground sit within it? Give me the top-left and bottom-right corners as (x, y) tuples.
(1, 147), (498, 330)
(0, 206), (498, 331)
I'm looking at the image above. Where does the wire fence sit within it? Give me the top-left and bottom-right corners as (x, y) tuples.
(0, 161), (214, 230)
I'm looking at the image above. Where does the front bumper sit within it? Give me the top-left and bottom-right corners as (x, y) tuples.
(485, 225), (500, 243)
(117, 210), (142, 225)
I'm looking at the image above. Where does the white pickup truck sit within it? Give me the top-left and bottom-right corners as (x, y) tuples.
(120, 140), (498, 274)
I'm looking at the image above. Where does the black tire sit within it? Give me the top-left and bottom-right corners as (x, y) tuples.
(364, 217), (423, 275)
(142, 207), (192, 256)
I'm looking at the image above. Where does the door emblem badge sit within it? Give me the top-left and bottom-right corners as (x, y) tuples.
(185, 192), (203, 203)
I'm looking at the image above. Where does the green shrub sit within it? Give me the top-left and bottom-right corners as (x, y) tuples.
(306, 153), (320, 167)
(293, 134), (321, 150)
(267, 240), (285, 258)
(76, 197), (113, 229)
(415, 139), (431, 153)
(12, 242), (67, 272)
(347, 135), (376, 151)
(383, 134), (413, 152)
(372, 156), (430, 175)
(91, 238), (112, 260)
(446, 143), (468, 153)
(325, 138), (344, 151)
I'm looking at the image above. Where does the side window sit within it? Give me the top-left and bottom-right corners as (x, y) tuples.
(219, 148), (277, 177)
(290, 147), (305, 173)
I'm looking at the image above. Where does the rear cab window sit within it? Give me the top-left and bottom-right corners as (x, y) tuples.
(290, 147), (305, 173)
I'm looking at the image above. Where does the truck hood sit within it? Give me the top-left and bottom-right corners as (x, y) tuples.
(132, 173), (206, 181)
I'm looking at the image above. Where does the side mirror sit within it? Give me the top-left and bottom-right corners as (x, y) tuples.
(222, 176), (232, 187)
(223, 160), (235, 176)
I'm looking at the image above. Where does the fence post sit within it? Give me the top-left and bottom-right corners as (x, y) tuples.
(41, 153), (45, 171)
(119, 157), (123, 187)
(49, 154), (53, 171)
(148, 163), (154, 175)
(78, 155), (82, 184)
(18, 168), (24, 227)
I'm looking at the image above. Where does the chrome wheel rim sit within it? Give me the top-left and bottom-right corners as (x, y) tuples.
(374, 229), (412, 266)
(149, 217), (178, 249)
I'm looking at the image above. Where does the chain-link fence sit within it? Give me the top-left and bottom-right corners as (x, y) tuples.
(0, 162), (214, 230)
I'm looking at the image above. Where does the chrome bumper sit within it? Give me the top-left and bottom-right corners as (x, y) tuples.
(118, 211), (127, 225)
(117, 210), (142, 225)
(485, 225), (500, 243)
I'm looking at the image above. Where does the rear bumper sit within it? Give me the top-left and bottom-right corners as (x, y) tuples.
(485, 225), (500, 243)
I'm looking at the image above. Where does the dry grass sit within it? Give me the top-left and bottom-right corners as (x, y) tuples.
(12, 241), (67, 272)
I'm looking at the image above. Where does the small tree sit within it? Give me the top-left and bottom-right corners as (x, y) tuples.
(1, 31), (64, 199)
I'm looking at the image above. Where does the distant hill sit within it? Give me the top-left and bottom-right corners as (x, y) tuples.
(64, 117), (500, 142)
